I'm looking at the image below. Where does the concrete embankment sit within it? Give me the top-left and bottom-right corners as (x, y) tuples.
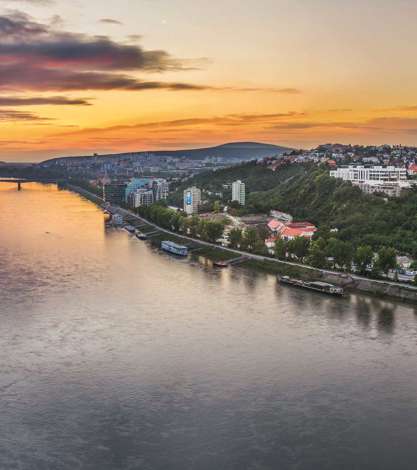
(67, 184), (417, 303)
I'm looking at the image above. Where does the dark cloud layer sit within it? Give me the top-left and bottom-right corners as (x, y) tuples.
(0, 11), (299, 95)
(0, 109), (52, 121)
(0, 96), (91, 106)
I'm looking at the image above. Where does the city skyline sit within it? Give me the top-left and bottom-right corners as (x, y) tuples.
(2, 0), (417, 161)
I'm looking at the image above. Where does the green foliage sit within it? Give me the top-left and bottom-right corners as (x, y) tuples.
(287, 237), (310, 261)
(354, 245), (374, 275)
(376, 247), (397, 274)
(307, 238), (327, 268)
(242, 227), (258, 252)
(326, 238), (353, 270)
(274, 238), (287, 260)
(229, 228), (243, 249)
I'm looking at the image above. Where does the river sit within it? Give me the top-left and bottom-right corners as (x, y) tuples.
(1, 182), (416, 470)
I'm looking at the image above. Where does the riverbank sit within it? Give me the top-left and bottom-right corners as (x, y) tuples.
(67, 184), (417, 303)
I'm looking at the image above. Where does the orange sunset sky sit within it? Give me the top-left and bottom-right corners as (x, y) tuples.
(1, 0), (417, 161)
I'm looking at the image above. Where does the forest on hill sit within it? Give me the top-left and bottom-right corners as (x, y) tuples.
(170, 161), (417, 258)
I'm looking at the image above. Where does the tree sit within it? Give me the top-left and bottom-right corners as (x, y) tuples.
(326, 238), (353, 270)
(287, 237), (310, 261)
(242, 227), (258, 252)
(212, 200), (221, 213)
(229, 228), (243, 249)
(307, 239), (327, 268)
(204, 221), (224, 243)
(376, 247), (397, 275)
(274, 238), (287, 259)
(354, 245), (374, 275)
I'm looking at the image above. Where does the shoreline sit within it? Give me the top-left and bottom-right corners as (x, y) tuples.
(67, 183), (417, 304)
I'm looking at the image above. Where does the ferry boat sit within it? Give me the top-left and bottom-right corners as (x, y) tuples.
(135, 230), (148, 240)
(277, 275), (344, 296)
(161, 240), (188, 257)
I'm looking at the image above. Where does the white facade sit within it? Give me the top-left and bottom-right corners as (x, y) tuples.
(133, 189), (154, 208)
(232, 180), (246, 206)
(330, 166), (407, 183)
(183, 186), (201, 215)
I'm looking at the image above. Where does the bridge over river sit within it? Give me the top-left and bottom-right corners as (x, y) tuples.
(0, 178), (56, 190)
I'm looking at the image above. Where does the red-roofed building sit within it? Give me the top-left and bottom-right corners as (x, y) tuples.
(267, 219), (285, 234)
(408, 163), (417, 175)
(280, 222), (317, 241)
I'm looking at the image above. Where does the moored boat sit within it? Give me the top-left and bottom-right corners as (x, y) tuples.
(213, 260), (228, 268)
(161, 240), (188, 257)
(124, 225), (136, 233)
(278, 275), (344, 296)
(135, 230), (148, 240)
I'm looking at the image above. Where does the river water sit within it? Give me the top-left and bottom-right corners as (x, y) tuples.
(0, 182), (416, 470)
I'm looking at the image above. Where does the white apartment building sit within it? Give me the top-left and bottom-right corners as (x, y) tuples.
(330, 166), (407, 183)
(232, 180), (246, 206)
(133, 189), (154, 208)
(183, 186), (201, 215)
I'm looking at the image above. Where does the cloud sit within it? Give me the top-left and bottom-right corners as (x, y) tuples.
(0, 11), (191, 72)
(0, 109), (52, 121)
(0, 64), (212, 91)
(0, 12), (299, 95)
(0, 96), (91, 106)
(99, 18), (123, 25)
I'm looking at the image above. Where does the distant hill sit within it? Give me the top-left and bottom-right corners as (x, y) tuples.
(40, 142), (291, 165)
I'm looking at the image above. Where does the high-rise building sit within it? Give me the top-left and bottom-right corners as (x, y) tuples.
(125, 177), (169, 205)
(232, 180), (245, 206)
(152, 179), (169, 201)
(133, 189), (154, 208)
(183, 186), (201, 215)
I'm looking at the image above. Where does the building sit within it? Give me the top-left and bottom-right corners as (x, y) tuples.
(232, 180), (246, 206)
(408, 163), (417, 175)
(132, 189), (154, 208)
(125, 177), (169, 203)
(280, 222), (317, 241)
(330, 165), (410, 197)
(152, 179), (169, 201)
(330, 166), (407, 184)
(103, 183), (127, 205)
(266, 219), (317, 249)
(183, 186), (201, 215)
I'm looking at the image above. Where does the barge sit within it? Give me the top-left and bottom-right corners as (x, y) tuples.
(278, 275), (344, 296)
(161, 240), (188, 257)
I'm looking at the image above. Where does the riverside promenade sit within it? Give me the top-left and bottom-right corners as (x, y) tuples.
(68, 184), (417, 303)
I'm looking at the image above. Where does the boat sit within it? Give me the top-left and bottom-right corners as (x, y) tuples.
(277, 275), (344, 296)
(124, 225), (136, 233)
(213, 260), (228, 268)
(135, 230), (148, 240)
(161, 240), (188, 257)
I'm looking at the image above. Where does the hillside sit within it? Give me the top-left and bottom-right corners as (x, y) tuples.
(171, 161), (417, 257)
(167, 160), (307, 206)
(41, 142), (291, 165)
(253, 168), (417, 256)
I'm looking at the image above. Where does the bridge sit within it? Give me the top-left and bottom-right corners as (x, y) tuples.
(0, 178), (56, 190)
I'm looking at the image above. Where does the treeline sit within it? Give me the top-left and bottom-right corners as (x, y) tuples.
(275, 237), (398, 277)
(137, 203), (225, 243)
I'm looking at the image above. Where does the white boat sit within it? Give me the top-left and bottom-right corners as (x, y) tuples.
(161, 240), (188, 257)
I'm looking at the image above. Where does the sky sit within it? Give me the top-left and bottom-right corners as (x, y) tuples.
(1, 0), (417, 161)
